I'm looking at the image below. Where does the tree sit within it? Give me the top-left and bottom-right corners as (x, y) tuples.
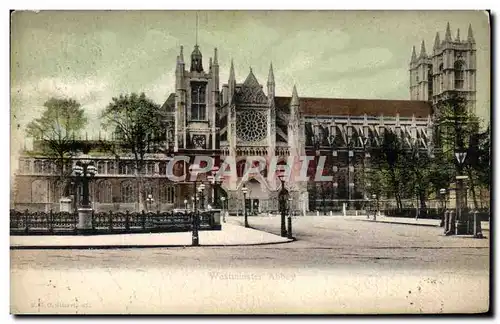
(369, 130), (406, 210)
(101, 92), (165, 211)
(466, 126), (491, 208)
(25, 97), (87, 197)
(434, 93), (486, 209)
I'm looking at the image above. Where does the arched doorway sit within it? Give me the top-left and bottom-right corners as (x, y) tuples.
(241, 178), (269, 214)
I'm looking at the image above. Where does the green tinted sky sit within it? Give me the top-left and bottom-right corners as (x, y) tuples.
(11, 10), (490, 140)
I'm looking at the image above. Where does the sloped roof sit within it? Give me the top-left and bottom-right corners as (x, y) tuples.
(275, 96), (432, 118)
(236, 69), (268, 104)
(161, 93), (176, 113)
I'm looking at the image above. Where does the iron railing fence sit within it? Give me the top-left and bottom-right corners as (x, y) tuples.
(10, 209), (218, 235)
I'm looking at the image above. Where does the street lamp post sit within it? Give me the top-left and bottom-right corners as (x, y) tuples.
(221, 196), (226, 223)
(439, 188), (447, 227)
(72, 156), (97, 233)
(455, 149), (468, 234)
(333, 181), (338, 212)
(184, 199), (188, 211)
(189, 164), (201, 246)
(288, 196), (293, 239)
(242, 185), (249, 228)
(146, 194), (154, 212)
(198, 183), (206, 210)
(372, 194), (377, 221)
(278, 174), (289, 237)
(208, 166), (221, 209)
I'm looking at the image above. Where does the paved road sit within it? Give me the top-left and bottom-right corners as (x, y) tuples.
(10, 216), (490, 314)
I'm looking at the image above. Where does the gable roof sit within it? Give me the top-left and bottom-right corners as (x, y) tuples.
(161, 93), (176, 113)
(275, 96), (432, 118)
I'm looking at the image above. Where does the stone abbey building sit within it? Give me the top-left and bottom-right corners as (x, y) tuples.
(12, 23), (477, 213)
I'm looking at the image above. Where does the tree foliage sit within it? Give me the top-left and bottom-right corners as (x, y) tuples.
(25, 97), (87, 196)
(367, 93), (490, 211)
(101, 92), (165, 210)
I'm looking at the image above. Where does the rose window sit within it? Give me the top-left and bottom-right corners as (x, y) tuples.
(236, 111), (267, 142)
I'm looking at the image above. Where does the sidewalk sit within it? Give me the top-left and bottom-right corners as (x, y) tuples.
(358, 215), (490, 231)
(10, 223), (293, 249)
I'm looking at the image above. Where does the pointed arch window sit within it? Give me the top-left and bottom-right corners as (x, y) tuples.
(31, 179), (48, 203)
(120, 181), (137, 203)
(439, 63), (444, 92)
(159, 185), (175, 204)
(191, 81), (207, 121)
(97, 180), (113, 203)
(236, 160), (246, 178)
(454, 61), (465, 89)
(428, 65), (433, 98)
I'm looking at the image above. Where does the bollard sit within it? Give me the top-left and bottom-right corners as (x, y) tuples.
(287, 216), (293, 239)
(443, 210), (449, 234)
(473, 210), (484, 239)
(446, 210), (456, 235)
(329, 211), (333, 217)
(316, 211), (320, 217)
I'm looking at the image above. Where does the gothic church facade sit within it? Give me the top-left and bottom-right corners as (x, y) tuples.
(12, 23), (477, 214)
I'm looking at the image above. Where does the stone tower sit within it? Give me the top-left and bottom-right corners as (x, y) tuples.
(410, 23), (476, 113)
(174, 44), (220, 151)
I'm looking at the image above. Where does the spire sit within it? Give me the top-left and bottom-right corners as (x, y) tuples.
(445, 22), (452, 42)
(456, 28), (461, 42)
(419, 40), (427, 58)
(195, 12), (198, 46)
(291, 85), (299, 107)
(228, 59), (236, 105)
(190, 44), (203, 72)
(433, 32), (441, 50)
(213, 48), (218, 65)
(179, 45), (184, 63)
(209, 57), (212, 70)
(267, 63), (275, 85)
(229, 59), (235, 85)
(467, 24), (475, 43)
(267, 62), (275, 99)
(410, 45), (417, 63)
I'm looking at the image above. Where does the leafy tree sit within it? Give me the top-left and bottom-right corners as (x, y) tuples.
(466, 126), (491, 208)
(101, 92), (165, 211)
(369, 130), (406, 210)
(25, 97), (87, 196)
(434, 93), (487, 209)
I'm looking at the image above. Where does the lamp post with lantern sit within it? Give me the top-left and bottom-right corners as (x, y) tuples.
(146, 194), (154, 212)
(439, 188), (447, 227)
(184, 199), (188, 211)
(278, 174), (290, 237)
(242, 185), (249, 228)
(221, 196), (226, 222)
(207, 166), (223, 209)
(189, 164), (202, 246)
(333, 181), (338, 211)
(372, 193), (378, 221)
(71, 155), (97, 233)
(198, 183), (206, 210)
